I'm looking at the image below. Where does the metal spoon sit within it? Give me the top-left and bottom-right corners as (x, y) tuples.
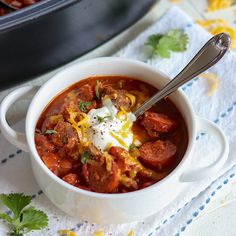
(134, 33), (231, 118)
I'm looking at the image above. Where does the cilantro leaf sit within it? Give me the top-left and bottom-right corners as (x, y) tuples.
(167, 29), (188, 51)
(96, 115), (111, 123)
(18, 207), (48, 232)
(145, 29), (188, 58)
(0, 193), (31, 219)
(44, 129), (57, 135)
(95, 80), (101, 99)
(79, 101), (92, 112)
(145, 34), (163, 48)
(129, 144), (137, 150)
(81, 151), (90, 164)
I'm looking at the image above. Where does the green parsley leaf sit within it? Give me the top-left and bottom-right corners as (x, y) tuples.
(81, 151), (90, 164)
(44, 129), (57, 135)
(0, 193), (31, 219)
(18, 207), (48, 232)
(145, 29), (188, 58)
(95, 80), (101, 99)
(79, 101), (92, 112)
(96, 115), (111, 123)
(0, 193), (48, 235)
(129, 144), (137, 150)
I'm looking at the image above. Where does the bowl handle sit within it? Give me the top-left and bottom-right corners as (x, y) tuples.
(179, 117), (229, 182)
(0, 86), (39, 152)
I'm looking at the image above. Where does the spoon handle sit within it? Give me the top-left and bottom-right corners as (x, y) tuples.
(134, 33), (230, 117)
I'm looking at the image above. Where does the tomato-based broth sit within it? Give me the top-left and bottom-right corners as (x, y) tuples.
(35, 76), (188, 193)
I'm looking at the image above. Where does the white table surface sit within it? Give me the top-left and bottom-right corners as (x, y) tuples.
(1, 0), (236, 235)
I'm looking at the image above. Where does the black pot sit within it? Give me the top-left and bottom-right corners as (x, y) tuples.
(0, 0), (157, 90)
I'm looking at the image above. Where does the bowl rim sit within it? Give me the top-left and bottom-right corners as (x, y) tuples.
(26, 57), (196, 199)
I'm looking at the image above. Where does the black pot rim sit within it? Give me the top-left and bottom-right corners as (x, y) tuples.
(0, 0), (79, 32)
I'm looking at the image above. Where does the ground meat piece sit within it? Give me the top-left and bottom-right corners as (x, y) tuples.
(102, 86), (131, 110)
(35, 134), (55, 154)
(41, 153), (59, 168)
(76, 84), (94, 101)
(62, 173), (77, 186)
(109, 146), (125, 158)
(60, 100), (80, 120)
(84, 161), (119, 193)
(141, 111), (177, 137)
(139, 140), (177, 171)
(86, 143), (102, 157)
(109, 147), (130, 173)
(51, 121), (78, 147)
(57, 158), (74, 176)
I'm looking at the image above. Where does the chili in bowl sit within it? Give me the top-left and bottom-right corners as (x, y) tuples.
(0, 57), (229, 223)
(35, 76), (188, 193)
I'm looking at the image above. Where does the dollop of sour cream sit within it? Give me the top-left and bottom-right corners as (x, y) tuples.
(87, 99), (136, 152)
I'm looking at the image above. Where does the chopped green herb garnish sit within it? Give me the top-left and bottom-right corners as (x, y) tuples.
(145, 29), (188, 58)
(0, 193), (48, 236)
(129, 144), (137, 150)
(78, 101), (92, 112)
(81, 151), (90, 164)
(95, 80), (101, 99)
(96, 115), (111, 123)
(44, 129), (57, 135)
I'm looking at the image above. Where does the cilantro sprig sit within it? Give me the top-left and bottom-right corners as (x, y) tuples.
(95, 80), (101, 99)
(129, 144), (137, 150)
(96, 115), (111, 123)
(0, 193), (48, 236)
(145, 29), (188, 58)
(44, 129), (57, 135)
(78, 101), (92, 112)
(81, 151), (90, 164)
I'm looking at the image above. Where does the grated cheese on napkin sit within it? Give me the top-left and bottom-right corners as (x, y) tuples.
(199, 73), (220, 96)
(197, 19), (236, 48)
(208, 0), (234, 12)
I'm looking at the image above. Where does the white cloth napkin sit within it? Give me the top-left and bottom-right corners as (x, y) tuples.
(1, 6), (236, 236)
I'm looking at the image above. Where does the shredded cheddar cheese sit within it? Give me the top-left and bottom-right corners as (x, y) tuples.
(58, 230), (76, 236)
(197, 19), (236, 48)
(199, 72), (220, 96)
(116, 106), (128, 120)
(170, 0), (182, 3)
(92, 230), (104, 236)
(104, 151), (113, 172)
(208, 0), (233, 12)
(127, 229), (134, 236)
(105, 142), (113, 151)
(109, 131), (128, 148)
(126, 93), (136, 108)
(67, 110), (90, 145)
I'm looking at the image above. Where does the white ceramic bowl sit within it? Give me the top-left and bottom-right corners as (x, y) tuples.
(0, 58), (229, 224)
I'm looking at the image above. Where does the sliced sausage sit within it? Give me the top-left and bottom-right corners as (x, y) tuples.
(139, 140), (176, 171)
(141, 111), (177, 137)
(84, 161), (119, 193)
